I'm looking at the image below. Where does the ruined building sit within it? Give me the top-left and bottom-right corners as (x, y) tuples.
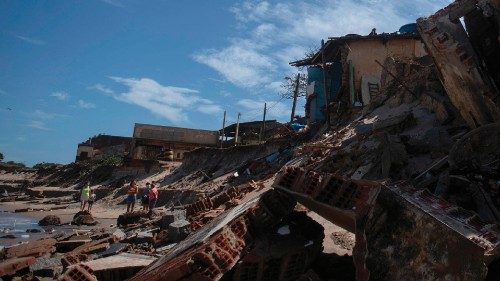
(220, 120), (282, 146)
(75, 134), (133, 161)
(292, 28), (427, 123)
(130, 123), (219, 161)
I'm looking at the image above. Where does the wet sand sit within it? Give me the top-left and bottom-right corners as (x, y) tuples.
(0, 200), (125, 247)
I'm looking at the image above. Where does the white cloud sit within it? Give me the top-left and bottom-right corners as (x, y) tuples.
(17, 136), (26, 141)
(197, 104), (223, 115)
(50, 91), (69, 101)
(220, 90), (232, 97)
(90, 84), (114, 95)
(100, 0), (124, 7)
(194, 0), (451, 90)
(207, 78), (226, 83)
(237, 99), (290, 121)
(78, 100), (96, 109)
(265, 81), (283, 93)
(193, 41), (276, 88)
(26, 121), (50, 131)
(15, 35), (45, 45)
(105, 77), (222, 123)
(33, 109), (63, 120)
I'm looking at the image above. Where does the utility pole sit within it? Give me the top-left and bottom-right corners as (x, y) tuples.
(220, 110), (226, 148)
(290, 73), (300, 123)
(259, 103), (267, 143)
(234, 112), (241, 146)
(321, 39), (331, 130)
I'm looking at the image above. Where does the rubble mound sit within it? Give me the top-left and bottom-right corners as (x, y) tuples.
(38, 215), (61, 226)
(34, 155), (121, 188)
(165, 142), (283, 184)
(72, 211), (97, 226)
(117, 211), (150, 227)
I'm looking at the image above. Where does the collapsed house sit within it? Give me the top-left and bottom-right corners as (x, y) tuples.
(127, 1), (500, 280)
(130, 123), (219, 161)
(76, 123), (220, 167)
(219, 120), (282, 146)
(292, 27), (427, 123)
(75, 135), (133, 162)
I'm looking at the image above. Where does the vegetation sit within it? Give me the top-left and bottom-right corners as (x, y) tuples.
(0, 152), (26, 168)
(280, 73), (308, 100)
(4, 161), (26, 168)
(33, 162), (61, 169)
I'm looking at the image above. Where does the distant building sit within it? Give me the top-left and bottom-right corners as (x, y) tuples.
(76, 134), (133, 161)
(291, 27), (427, 123)
(130, 123), (219, 161)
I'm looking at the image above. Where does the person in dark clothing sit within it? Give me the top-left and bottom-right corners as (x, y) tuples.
(141, 182), (150, 211)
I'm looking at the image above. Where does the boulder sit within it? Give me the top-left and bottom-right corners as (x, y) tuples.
(116, 211), (149, 227)
(38, 215), (61, 226)
(72, 211), (97, 226)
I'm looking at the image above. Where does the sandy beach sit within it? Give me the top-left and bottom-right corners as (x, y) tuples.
(0, 199), (124, 247)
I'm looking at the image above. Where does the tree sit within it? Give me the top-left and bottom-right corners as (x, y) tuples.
(280, 73), (308, 100)
(5, 161), (26, 168)
(0, 152), (3, 162)
(33, 162), (60, 169)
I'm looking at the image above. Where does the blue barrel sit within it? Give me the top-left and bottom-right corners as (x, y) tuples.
(399, 23), (417, 34)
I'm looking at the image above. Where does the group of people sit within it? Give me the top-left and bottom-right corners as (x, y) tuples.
(79, 179), (159, 214)
(126, 179), (158, 213)
(80, 182), (96, 212)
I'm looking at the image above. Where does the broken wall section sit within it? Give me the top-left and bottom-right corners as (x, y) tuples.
(129, 189), (324, 281)
(273, 165), (500, 281)
(417, 0), (500, 127)
(164, 142), (286, 184)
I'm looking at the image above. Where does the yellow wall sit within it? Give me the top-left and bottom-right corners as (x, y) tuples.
(346, 39), (427, 95)
(76, 145), (94, 159)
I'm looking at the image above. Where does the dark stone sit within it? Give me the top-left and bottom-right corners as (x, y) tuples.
(72, 211), (97, 226)
(93, 242), (129, 258)
(168, 219), (190, 242)
(160, 210), (186, 229)
(117, 211), (149, 227)
(39, 215), (61, 226)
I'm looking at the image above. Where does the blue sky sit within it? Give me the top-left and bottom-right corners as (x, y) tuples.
(0, 0), (450, 166)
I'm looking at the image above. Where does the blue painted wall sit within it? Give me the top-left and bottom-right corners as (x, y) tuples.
(307, 63), (342, 121)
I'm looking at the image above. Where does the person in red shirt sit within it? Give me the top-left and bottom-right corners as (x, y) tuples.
(148, 182), (159, 212)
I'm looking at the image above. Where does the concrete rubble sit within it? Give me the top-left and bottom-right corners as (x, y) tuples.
(1, 1), (500, 280)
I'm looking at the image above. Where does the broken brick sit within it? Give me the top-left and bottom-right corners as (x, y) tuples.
(0, 256), (36, 277)
(58, 264), (97, 281)
(6, 238), (57, 259)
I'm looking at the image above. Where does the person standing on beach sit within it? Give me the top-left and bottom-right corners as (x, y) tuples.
(148, 182), (158, 213)
(141, 182), (150, 211)
(126, 179), (138, 213)
(80, 182), (91, 211)
(88, 191), (96, 212)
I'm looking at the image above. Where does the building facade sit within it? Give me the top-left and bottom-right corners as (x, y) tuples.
(131, 123), (219, 161)
(75, 134), (133, 161)
(292, 27), (427, 123)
